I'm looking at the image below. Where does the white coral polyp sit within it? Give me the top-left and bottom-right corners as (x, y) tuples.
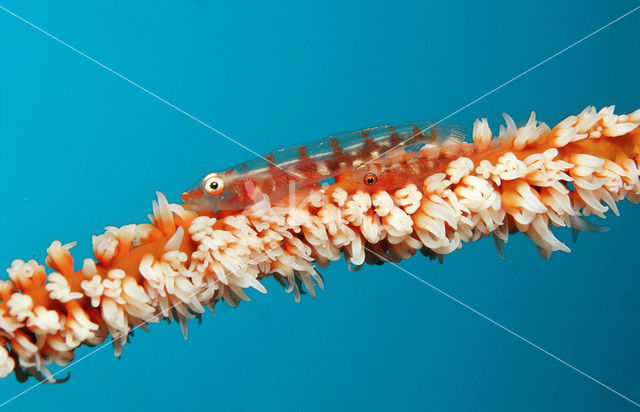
(45, 273), (83, 303)
(7, 293), (33, 322)
(0, 346), (15, 378)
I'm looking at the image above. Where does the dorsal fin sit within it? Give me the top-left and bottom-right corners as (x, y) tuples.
(367, 122), (468, 160)
(227, 121), (467, 177)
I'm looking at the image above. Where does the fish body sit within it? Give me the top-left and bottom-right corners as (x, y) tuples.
(181, 122), (466, 212)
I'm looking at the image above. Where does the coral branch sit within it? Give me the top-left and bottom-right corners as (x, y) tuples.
(1, 106), (638, 382)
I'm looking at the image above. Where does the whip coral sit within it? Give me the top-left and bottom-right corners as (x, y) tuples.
(1, 106), (639, 383)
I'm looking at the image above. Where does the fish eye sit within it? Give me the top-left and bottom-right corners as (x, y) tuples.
(203, 173), (225, 196)
(363, 173), (378, 185)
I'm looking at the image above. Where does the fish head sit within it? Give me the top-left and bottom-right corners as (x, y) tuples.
(181, 170), (257, 213)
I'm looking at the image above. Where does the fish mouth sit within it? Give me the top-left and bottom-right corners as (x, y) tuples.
(180, 192), (190, 202)
(180, 188), (203, 203)
(181, 198), (210, 213)
(180, 189), (212, 213)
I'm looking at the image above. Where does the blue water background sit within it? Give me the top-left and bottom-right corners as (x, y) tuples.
(1, 1), (639, 410)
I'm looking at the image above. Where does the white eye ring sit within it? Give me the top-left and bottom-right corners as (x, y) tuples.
(203, 173), (225, 196)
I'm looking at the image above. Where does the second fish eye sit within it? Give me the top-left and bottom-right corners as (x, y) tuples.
(363, 173), (378, 185)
